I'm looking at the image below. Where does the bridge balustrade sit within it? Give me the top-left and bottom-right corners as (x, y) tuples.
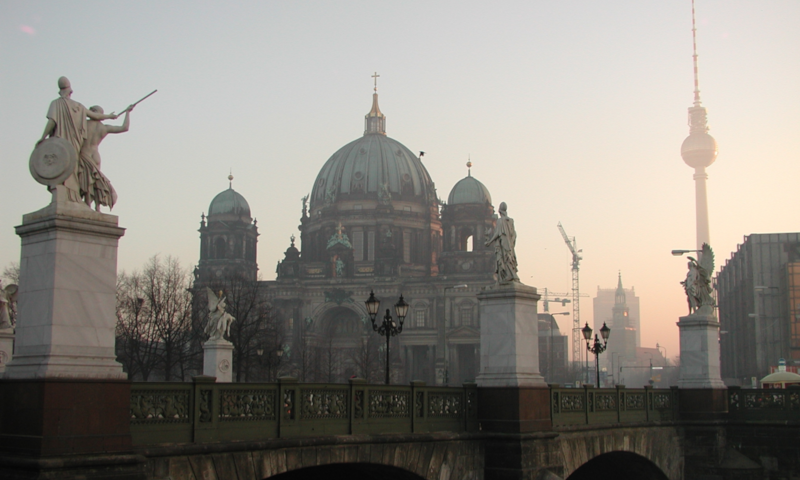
(549, 385), (678, 427)
(728, 386), (800, 422)
(129, 377), (478, 446)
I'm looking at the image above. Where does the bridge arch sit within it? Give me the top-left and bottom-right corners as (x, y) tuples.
(267, 463), (426, 480)
(567, 451), (668, 480)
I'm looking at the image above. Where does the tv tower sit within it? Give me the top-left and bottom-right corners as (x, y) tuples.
(681, 0), (718, 250)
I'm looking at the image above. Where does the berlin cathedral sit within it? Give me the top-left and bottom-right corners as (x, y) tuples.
(194, 88), (498, 386)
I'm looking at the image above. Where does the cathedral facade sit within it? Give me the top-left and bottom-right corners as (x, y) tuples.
(196, 90), (497, 385)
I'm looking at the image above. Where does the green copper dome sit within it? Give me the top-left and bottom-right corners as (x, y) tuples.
(208, 187), (251, 218)
(309, 93), (435, 210)
(447, 174), (492, 206)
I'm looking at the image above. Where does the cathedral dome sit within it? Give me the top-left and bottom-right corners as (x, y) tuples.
(309, 93), (435, 210)
(208, 186), (251, 219)
(447, 174), (492, 206)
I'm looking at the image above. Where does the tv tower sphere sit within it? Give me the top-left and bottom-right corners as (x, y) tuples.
(681, 128), (717, 169)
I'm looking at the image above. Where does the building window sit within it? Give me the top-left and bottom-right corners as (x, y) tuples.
(215, 237), (226, 259)
(415, 307), (427, 328)
(353, 230), (364, 261)
(459, 305), (474, 327)
(403, 231), (411, 263)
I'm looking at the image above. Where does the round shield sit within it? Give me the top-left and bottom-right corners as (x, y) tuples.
(29, 137), (77, 186)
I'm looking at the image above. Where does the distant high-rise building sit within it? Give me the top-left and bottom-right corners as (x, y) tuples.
(681, 0), (718, 250)
(593, 274), (640, 373)
(717, 233), (800, 385)
(538, 314), (569, 384)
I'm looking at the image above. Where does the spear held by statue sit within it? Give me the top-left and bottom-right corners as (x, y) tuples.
(118, 89), (157, 115)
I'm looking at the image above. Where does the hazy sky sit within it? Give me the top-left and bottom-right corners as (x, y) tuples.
(1, 1), (798, 362)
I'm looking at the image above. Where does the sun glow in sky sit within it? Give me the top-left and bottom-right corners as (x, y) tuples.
(1, 1), (798, 362)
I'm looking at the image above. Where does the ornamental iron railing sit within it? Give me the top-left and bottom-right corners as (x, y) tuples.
(130, 378), (478, 446)
(727, 387), (800, 422)
(549, 385), (678, 426)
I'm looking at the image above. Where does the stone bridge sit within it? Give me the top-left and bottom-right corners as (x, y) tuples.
(6, 377), (798, 479)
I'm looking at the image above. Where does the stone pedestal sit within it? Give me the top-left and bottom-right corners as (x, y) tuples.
(4, 201), (126, 379)
(476, 283), (546, 387)
(0, 328), (14, 376)
(476, 282), (551, 437)
(203, 338), (234, 382)
(677, 312), (725, 389)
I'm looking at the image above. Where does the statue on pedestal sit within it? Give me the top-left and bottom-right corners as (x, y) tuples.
(485, 202), (520, 284)
(34, 77), (119, 203)
(0, 281), (18, 330)
(681, 243), (715, 315)
(205, 288), (235, 341)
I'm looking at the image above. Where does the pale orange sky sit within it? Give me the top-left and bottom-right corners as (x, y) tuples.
(1, 1), (799, 361)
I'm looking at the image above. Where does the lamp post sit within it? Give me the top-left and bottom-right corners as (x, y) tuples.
(365, 290), (409, 385)
(582, 322), (610, 386)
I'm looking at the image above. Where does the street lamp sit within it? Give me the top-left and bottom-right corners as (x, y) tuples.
(582, 322), (611, 386)
(365, 290), (409, 385)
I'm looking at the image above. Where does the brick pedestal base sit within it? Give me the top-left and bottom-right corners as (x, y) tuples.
(0, 379), (133, 456)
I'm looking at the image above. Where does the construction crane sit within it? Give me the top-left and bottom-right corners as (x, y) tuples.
(557, 222), (584, 374)
(539, 288), (571, 313)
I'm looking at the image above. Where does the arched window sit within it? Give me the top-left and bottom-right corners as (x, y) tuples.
(466, 235), (473, 252)
(215, 237), (226, 259)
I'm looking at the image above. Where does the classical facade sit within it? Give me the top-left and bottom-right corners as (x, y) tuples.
(196, 90), (497, 385)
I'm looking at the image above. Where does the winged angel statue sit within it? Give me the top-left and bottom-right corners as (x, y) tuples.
(680, 243), (715, 315)
(0, 282), (18, 330)
(204, 287), (235, 341)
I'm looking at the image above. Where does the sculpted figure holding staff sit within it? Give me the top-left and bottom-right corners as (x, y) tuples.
(486, 202), (520, 284)
(37, 77), (118, 202)
(77, 105), (132, 210)
(33, 77), (155, 209)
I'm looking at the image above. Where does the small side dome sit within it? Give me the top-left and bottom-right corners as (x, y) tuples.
(447, 175), (492, 206)
(208, 187), (251, 218)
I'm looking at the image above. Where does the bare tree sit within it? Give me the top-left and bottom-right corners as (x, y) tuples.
(2, 262), (20, 284)
(348, 334), (383, 383)
(116, 271), (159, 381)
(115, 256), (197, 381)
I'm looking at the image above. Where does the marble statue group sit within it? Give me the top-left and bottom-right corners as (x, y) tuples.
(205, 287), (235, 341)
(486, 202), (520, 284)
(32, 77), (150, 211)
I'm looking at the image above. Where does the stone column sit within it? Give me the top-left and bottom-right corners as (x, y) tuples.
(0, 200), (135, 462)
(476, 283), (546, 388)
(0, 328), (14, 376)
(678, 312), (725, 389)
(677, 311), (727, 420)
(203, 338), (234, 383)
(476, 283), (550, 434)
(5, 203), (126, 379)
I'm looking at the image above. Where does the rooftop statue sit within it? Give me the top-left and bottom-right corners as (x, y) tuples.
(485, 202), (520, 284)
(680, 243), (715, 315)
(0, 281), (18, 330)
(205, 287), (235, 341)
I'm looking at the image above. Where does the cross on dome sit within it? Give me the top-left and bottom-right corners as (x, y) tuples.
(372, 72), (380, 93)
